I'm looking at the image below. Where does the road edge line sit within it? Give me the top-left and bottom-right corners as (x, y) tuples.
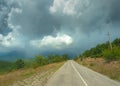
(71, 61), (88, 86)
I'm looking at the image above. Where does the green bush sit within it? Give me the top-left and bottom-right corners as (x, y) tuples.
(33, 55), (49, 68)
(15, 59), (25, 69)
(47, 54), (69, 63)
(102, 47), (120, 61)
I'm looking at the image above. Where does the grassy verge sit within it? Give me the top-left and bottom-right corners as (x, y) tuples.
(76, 58), (120, 82)
(0, 61), (14, 75)
(0, 62), (65, 86)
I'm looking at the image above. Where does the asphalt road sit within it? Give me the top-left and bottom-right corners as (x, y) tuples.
(45, 60), (120, 86)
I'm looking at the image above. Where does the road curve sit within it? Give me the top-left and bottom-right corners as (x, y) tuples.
(45, 60), (120, 86)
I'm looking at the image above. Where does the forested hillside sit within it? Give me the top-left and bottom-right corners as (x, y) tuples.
(81, 38), (120, 61)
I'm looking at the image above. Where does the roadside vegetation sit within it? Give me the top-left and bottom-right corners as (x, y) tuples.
(0, 54), (69, 74)
(0, 61), (14, 74)
(0, 62), (64, 86)
(0, 54), (69, 86)
(81, 38), (120, 61)
(75, 58), (120, 82)
(74, 38), (120, 81)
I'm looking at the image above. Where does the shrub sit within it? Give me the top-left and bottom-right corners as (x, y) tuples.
(33, 55), (49, 68)
(102, 47), (120, 61)
(15, 59), (25, 69)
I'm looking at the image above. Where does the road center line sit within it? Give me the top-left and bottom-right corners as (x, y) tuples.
(71, 62), (88, 86)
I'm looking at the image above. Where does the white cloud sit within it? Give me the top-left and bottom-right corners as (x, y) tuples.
(49, 0), (65, 14)
(0, 0), (23, 48)
(0, 33), (14, 47)
(0, 25), (22, 48)
(0, 10), (22, 48)
(30, 33), (73, 49)
(49, 0), (90, 16)
(0, 3), (24, 48)
(63, 0), (77, 16)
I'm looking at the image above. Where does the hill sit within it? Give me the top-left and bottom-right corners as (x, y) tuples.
(81, 38), (120, 61)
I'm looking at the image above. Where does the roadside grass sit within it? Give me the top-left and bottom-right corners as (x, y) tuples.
(0, 61), (14, 75)
(76, 58), (120, 82)
(0, 62), (65, 86)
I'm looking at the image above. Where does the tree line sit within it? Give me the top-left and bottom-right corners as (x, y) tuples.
(81, 38), (120, 61)
(0, 54), (69, 74)
(31, 54), (69, 68)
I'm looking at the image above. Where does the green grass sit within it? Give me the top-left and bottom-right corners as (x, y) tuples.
(102, 47), (120, 61)
(0, 61), (14, 74)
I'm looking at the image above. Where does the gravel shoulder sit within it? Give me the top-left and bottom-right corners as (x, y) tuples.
(0, 62), (64, 86)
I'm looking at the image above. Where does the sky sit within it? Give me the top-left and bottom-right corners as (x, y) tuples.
(0, 0), (120, 59)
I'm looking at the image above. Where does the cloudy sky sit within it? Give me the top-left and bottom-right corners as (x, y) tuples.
(0, 0), (120, 58)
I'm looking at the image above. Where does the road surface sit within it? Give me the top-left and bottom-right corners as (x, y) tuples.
(45, 60), (120, 86)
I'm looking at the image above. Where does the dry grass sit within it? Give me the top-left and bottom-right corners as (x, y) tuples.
(76, 58), (120, 82)
(0, 62), (65, 86)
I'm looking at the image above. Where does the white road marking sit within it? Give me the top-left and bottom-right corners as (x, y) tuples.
(71, 61), (88, 86)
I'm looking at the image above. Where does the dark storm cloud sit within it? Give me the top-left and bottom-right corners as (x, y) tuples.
(0, 0), (120, 57)
(109, 0), (120, 23)
(0, 0), (21, 36)
(0, 0), (12, 35)
(10, 0), (62, 39)
(10, 0), (120, 36)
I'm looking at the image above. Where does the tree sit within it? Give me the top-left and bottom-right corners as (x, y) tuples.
(112, 38), (120, 47)
(48, 54), (61, 63)
(33, 55), (48, 68)
(15, 59), (25, 69)
(62, 54), (69, 60)
(81, 42), (109, 58)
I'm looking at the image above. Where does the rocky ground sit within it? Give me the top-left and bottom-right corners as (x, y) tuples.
(11, 69), (54, 86)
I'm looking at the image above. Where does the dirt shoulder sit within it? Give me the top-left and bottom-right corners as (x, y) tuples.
(76, 58), (120, 82)
(0, 62), (65, 86)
